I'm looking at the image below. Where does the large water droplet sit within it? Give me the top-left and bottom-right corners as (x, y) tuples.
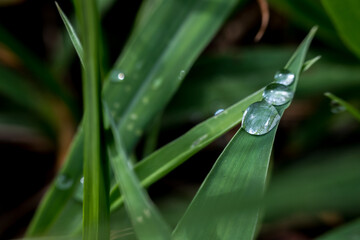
(242, 101), (281, 135)
(56, 174), (73, 190)
(110, 70), (125, 82)
(274, 69), (295, 86)
(214, 109), (224, 116)
(263, 83), (294, 106)
(330, 100), (345, 114)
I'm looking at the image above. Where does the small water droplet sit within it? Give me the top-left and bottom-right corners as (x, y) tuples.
(214, 109), (225, 116)
(80, 177), (84, 184)
(263, 83), (294, 106)
(178, 70), (186, 81)
(130, 113), (138, 120)
(191, 134), (208, 148)
(136, 216), (144, 223)
(274, 69), (295, 86)
(242, 101), (281, 135)
(110, 70), (125, 82)
(144, 209), (151, 217)
(330, 100), (345, 114)
(56, 174), (73, 190)
(126, 123), (134, 131)
(152, 78), (163, 90)
(142, 97), (149, 104)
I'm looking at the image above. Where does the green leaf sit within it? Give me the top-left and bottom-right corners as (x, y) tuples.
(74, 0), (109, 238)
(172, 27), (317, 240)
(105, 105), (171, 240)
(27, 0), (247, 236)
(317, 218), (360, 240)
(110, 89), (264, 210)
(55, 2), (84, 67)
(321, 0), (360, 58)
(324, 92), (360, 122)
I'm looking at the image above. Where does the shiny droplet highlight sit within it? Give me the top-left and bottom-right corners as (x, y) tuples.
(242, 101), (281, 135)
(330, 100), (345, 114)
(110, 70), (125, 82)
(263, 83), (294, 106)
(214, 109), (224, 116)
(56, 174), (73, 190)
(274, 69), (295, 86)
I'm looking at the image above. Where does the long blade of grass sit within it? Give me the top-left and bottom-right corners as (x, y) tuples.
(105, 106), (171, 240)
(110, 89), (263, 210)
(27, 0), (248, 236)
(172, 27), (317, 240)
(316, 218), (360, 240)
(55, 2), (84, 67)
(324, 92), (360, 122)
(74, 0), (109, 239)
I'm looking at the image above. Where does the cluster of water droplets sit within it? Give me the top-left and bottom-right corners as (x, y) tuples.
(242, 69), (295, 135)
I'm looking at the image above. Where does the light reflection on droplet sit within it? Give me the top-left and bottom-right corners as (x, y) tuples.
(56, 174), (73, 190)
(242, 101), (281, 136)
(274, 69), (295, 86)
(110, 70), (125, 82)
(263, 83), (293, 106)
(214, 109), (224, 116)
(330, 100), (346, 114)
(178, 70), (186, 81)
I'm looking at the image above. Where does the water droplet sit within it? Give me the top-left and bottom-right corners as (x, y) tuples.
(263, 83), (294, 106)
(330, 100), (345, 114)
(152, 78), (163, 90)
(74, 177), (84, 202)
(214, 109), (225, 116)
(178, 70), (186, 81)
(56, 174), (73, 190)
(136, 216), (144, 223)
(126, 123), (134, 131)
(242, 101), (281, 135)
(144, 209), (151, 217)
(142, 97), (149, 104)
(274, 69), (295, 86)
(110, 70), (125, 82)
(191, 134), (208, 148)
(130, 113), (138, 120)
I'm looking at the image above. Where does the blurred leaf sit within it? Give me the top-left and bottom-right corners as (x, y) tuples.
(0, 25), (78, 118)
(269, 0), (342, 48)
(74, 0), (110, 238)
(55, 2), (84, 67)
(321, 0), (360, 58)
(324, 92), (360, 122)
(105, 106), (171, 240)
(172, 27), (317, 240)
(27, 0), (247, 236)
(317, 218), (360, 240)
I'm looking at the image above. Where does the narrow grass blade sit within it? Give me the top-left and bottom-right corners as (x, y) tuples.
(317, 218), (360, 240)
(105, 106), (171, 240)
(110, 89), (263, 210)
(324, 92), (360, 122)
(55, 2), (84, 67)
(74, 0), (109, 239)
(172, 27), (317, 240)
(27, 0), (248, 236)
(321, 0), (360, 58)
(302, 55), (321, 72)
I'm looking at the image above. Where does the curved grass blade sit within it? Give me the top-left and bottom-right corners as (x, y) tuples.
(302, 55), (321, 72)
(110, 89), (263, 210)
(172, 27), (317, 240)
(105, 106), (171, 240)
(316, 218), (360, 240)
(321, 0), (360, 58)
(74, 0), (109, 238)
(324, 92), (360, 122)
(27, 0), (248, 236)
(55, 2), (84, 67)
